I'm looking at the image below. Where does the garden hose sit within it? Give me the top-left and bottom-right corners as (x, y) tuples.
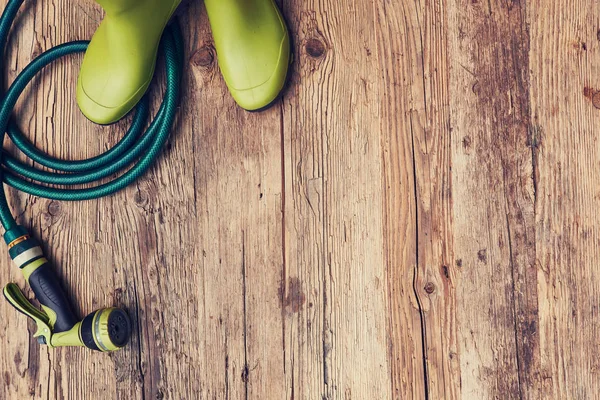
(0, 0), (183, 351)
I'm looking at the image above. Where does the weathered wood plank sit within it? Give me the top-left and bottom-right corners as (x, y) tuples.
(447, 0), (539, 398)
(530, 0), (600, 397)
(375, 0), (458, 397)
(185, 1), (287, 398)
(282, 1), (394, 399)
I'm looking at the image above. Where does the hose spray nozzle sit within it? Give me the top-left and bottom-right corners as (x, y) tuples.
(3, 227), (131, 351)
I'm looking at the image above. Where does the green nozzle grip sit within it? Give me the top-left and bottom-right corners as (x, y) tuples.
(26, 261), (78, 332)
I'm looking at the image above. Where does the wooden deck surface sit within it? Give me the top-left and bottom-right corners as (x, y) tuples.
(1, 0), (599, 398)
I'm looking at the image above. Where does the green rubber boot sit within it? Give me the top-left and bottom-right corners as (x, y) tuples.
(204, 0), (291, 111)
(77, 0), (181, 124)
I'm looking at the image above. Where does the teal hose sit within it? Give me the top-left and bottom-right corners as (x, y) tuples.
(0, 0), (183, 231)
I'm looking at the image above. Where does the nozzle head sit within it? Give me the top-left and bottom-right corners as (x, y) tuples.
(81, 308), (132, 351)
(106, 308), (131, 348)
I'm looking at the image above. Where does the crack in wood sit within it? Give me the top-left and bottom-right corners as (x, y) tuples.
(279, 101), (288, 381)
(410, 112), (430, 400)
(132, 279), (146, 400)
(241, 231), (249, 400)
(506, 212), (524, 400)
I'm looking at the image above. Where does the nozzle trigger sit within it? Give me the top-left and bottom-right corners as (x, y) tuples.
(3, 283), (53, 345)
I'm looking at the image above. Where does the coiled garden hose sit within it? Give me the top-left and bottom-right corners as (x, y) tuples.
(0, 0), (183, 351)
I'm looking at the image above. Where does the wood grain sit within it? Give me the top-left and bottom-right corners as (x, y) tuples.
(1, 0), (599, 399)
(282, 1), (392, 399)
(448, 0), (537, 398)
(530, 0), (600, 397)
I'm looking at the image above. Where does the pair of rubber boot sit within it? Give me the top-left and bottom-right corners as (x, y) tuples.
(78, 0), (291, 125)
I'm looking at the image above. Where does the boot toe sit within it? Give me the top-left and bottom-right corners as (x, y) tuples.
(206, 0), (291, 111)
(225, 36), (290, 111)
(77, 78), (149, 125)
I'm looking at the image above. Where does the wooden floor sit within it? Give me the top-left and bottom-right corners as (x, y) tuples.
(1, 0), (599, 398)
